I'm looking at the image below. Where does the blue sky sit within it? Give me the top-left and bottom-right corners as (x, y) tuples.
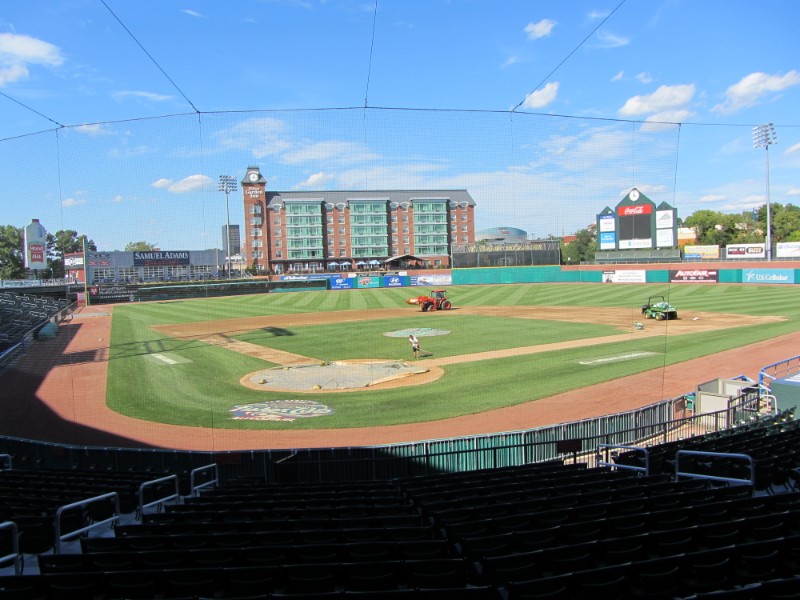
(1, 0), (798, 251)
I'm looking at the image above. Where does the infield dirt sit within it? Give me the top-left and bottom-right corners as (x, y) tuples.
(0, 304), (794, 451)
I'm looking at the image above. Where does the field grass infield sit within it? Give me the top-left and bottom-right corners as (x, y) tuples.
(106, 283), (800, 430)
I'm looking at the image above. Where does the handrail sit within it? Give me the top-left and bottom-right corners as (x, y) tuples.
(137, 474), (180, 519)
(0, 521), (21, 575)
(596, 444), (650, 475)
(189, 463), (218, 496)
(0, 454), (11, 470)
(54, 492), (120, 554)
(674, 450), (754, 487)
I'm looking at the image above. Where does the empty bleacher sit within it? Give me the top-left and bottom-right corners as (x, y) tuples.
(2, 412), (800, 598)
(0, 292), (72, 353)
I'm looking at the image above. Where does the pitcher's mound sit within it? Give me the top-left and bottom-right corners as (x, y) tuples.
(242, 360), (430, 392)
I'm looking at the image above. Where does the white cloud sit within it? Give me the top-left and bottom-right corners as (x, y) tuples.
(640, 109), (695, 131)
(151, 178), (172, 189)
(62, 197), (86, 207)
(712, 70), (800, 114)
(167, 174), (212, 193)
(636, 72), (653, 84)
(215, 117), (291, 159)
(74, 123), (110, 136)
(112, 90), (174, 103)
(619, 84), (695, 116)
(293, 172), (334, 189)
(112, 195), (124, 203)
(522, 81), (559, 109)
(700, 194), (727, 203)
(785, 142), (800, 155)
(502, 55), (520, 68)
(525, 19), (556, 40)
(181, 9), (205, 18)
(611, 71), (624, 82)
(595, 31), (630, 48)
(588, 11), (608, 20)
(281, 140), (379, 166)
(787, 188), (800, 196)
(0, 33), (63, 86)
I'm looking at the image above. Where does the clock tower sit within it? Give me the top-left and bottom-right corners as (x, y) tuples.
(241, 167), (267, 273)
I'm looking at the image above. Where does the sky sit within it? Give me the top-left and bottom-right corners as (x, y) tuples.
(0, 0), (798, 251)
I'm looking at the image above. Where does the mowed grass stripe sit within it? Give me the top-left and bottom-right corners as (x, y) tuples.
(105, 283), (800, 430)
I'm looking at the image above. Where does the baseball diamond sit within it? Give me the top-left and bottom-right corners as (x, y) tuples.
(1, 282), (798, 451)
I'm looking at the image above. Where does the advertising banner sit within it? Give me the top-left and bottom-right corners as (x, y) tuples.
(776, 242), (800, 258)
(88, 252), (112, 266)
(602, 270), (647, 283)
(656, 229), (674, 248)
(683, 245), (720, 259)
(618, 239), (653, 250)
(599, 231), (616, 250)
(670, 269), (719, 283)
(382, 275), (409, 287)
(64, 253), (85, 268)
(411, 274), (452, 286)
(328, 277), (355, 290)
(133, 251), (190, 266)
(598, 214), (615, 232)
(24, 219), (48, 270)
(355, 276), (381, 288)
(726, 244), (766, 259)
(743, 269), (795, 285)
(656, 210), (674, 229)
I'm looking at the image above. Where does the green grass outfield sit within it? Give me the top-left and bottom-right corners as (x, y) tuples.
(106, 283), (800, 430)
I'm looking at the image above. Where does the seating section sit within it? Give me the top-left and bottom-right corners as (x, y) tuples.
(0, 468), (179, 555)
(2, 415), (800, 598)
(0, 291), (71, 352)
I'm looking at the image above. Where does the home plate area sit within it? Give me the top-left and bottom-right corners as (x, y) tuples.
(245, 360), (429, 392)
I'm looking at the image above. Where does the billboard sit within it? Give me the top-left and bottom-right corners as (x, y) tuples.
(602, 270), (646, 283)
(743, 269), (795, 285)
(776, 242), (800, 258)
(726, 244), (766, 259)
(683, 245), (720, 259)
(670, 269), (719, 283)
(23, 218), (47, 270)
(133, 251), (190, 266)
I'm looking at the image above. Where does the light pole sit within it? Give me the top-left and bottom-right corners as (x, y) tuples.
(218, 175), (237, 278)
(753, 123), (777, 261)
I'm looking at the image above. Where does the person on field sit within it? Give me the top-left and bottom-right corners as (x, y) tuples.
(408, 334), (420, 359)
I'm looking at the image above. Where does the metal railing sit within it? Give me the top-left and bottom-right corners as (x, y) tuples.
(137, 475), (180, 519)
(0, 521), (20, 575)
(54, 492), (120, 554)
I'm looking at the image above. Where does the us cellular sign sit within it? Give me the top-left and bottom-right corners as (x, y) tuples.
(743, 269), (795, 284)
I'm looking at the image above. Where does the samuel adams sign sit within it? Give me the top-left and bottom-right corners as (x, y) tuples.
(133, 251), (191, 266)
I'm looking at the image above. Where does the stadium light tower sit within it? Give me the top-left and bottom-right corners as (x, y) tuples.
(753, 123), (777, 261)
(219, 175), (238, 278)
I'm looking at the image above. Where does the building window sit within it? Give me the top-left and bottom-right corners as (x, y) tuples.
(462, 213), (468, 222)
(250, 205), (262, 214)
(274, 250), (281, 258)
(249, 217), (262, 225)
(252, 240), (263, 247)
(250, 228), (262, 237)
(339, 226), (345, 235)
(275, 239), (282, 247)
(274, 229), (282, 237)
(462, 225), (468, 232)
(338, 215), (345, 224)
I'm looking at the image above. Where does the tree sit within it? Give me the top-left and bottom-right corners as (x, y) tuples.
(125, 241), (158, 252)
(561, 227), (597, 264)
(46, 230), (97, 279)
(0, 225), (25, 280)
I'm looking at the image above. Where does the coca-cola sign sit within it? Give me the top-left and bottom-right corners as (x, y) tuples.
(618, 204), (652, 216)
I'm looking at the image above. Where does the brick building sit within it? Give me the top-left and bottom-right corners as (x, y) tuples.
(240, 166), (476, 273)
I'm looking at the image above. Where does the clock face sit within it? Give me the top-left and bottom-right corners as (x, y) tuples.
(248, 172), (259, 183)
(629, 189), (640, 201)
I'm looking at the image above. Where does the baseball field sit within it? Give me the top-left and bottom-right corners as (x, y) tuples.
(98, 282), (797, 440)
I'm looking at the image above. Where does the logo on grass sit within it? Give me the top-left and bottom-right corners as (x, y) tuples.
(230, 400), (334, 422)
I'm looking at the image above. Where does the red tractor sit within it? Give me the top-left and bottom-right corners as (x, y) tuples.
(406, 290), (452, 312)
